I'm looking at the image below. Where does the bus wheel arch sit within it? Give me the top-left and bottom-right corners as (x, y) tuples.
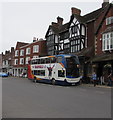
(51, 78), (56, 85)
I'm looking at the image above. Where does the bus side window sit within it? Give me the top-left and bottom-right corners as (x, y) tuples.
(51, 57), (56, 63)
(32, 71), (34, 74)
(40, 70), (45, 76)
(31, 60), (34, 64)
(41, 59), (45, 64)
(57, 57), (62, 63)
(34, 70), (38, 75)
(37, 59), (40, 64)
(33, 60), (37, 64)
(37, 70), (40, 75)
(46, 58), (50, 64)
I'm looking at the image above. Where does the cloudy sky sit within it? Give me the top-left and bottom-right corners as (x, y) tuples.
(0, 0), (112, 53)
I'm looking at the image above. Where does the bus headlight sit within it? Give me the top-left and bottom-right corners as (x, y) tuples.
(77, 64), (80, 68)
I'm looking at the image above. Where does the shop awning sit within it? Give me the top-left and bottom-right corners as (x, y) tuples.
(91, 53), (113, 63)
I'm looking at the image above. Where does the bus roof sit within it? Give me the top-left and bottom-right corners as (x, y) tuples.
(31, 54), (77, 60)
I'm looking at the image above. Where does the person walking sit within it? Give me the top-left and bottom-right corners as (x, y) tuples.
(92, 72), (97, 87)
(100, 73), (105, 85)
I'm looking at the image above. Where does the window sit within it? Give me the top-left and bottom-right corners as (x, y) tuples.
(102, 32), (113, 51)
(33, 45), (39, 53)
(14, 59), (18, 65)
(106, 17), (113, 25)
(40, 59), (45, 64)
(71, 25), (77, 34)
(20, 58), (24, 65)
(58, 70), (65, 77)
(32, 70), (45, 76)
(51, 57), (56, 63)
(26, 57), (30, 64)
(15, 50), (19, 56)
(45, 58), (50, 63)
(20, 49), (24, 56)
(26, 48), (30, 55)
(3, 60), (8, 66)
(57, 56), (62, 63)
(31, 59), (37, 64)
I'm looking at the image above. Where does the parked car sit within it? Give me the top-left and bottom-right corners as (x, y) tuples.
(0, 72), (8, 77)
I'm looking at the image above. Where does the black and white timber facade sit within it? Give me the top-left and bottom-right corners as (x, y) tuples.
(45, 8), (86, 56)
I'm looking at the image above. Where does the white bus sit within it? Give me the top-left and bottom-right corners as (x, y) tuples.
(28, 54), (80, 85)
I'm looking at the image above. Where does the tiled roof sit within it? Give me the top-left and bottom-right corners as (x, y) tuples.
(95, 4), (111, 34)
(83, 8), (103, 23)
(102, 26), (113, 34)
(46, 3), (111, 36)
(91, 53), (113, 62)
(16, 42), (29, 49)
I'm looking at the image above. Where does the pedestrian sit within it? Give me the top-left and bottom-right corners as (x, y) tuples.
(92, 72), (97, 87)
(107, 73), (112, 86)
(100, 73), (105, 85)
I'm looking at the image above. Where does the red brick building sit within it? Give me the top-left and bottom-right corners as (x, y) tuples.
(91, 1), (113, 81)
(2, 47), (14, 74)
(13, 38), (47, 77)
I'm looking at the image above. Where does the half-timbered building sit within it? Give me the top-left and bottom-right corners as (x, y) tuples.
(45, 8), (86, 56)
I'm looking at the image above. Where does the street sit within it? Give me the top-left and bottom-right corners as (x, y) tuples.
(2, 77), (111, 118)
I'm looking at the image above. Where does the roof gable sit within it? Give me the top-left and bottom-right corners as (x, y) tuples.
(95, 3), (112, 34)
(15, 42), (29, 49)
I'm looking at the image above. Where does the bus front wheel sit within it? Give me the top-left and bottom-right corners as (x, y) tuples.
(51, 78), (56, 85)
(33, 77), (37, 83)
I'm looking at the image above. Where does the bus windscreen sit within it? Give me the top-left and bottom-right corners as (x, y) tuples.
(66, 56), (79, 78)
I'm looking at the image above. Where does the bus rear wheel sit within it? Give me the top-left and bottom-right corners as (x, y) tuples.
(51, 78), (56, 85)
(33, 77), (37, 83)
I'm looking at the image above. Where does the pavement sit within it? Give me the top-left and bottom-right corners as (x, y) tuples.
(81, 83), (112, 89)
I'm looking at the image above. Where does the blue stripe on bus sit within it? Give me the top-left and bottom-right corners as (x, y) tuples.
(66, 76), (79, 78)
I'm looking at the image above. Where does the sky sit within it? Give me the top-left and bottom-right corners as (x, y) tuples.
(0, 0), (112, 53)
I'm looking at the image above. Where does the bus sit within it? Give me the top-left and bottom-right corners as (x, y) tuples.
(28, 54), (80, 85)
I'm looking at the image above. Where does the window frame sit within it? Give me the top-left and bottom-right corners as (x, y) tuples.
(33, 45), (39, 53)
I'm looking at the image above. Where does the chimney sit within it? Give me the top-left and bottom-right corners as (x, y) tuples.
(33, 37), (37, 42)
(57, 16), (63, 26)
(5, 50), (10, 54)
(11, 47), (14, 53)
(102, 0), (109, 8)
(71, 7), (81, 15)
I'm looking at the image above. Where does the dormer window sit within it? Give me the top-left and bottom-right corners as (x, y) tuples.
(106, 16), (113, 25)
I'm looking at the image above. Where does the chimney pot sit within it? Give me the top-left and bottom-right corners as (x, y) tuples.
(102, 0), (109, 8)
(57, 16), (63, 26)
(33, 37), (37, 42)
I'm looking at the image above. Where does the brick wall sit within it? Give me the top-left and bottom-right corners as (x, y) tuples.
(95, 5), (113, 55)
